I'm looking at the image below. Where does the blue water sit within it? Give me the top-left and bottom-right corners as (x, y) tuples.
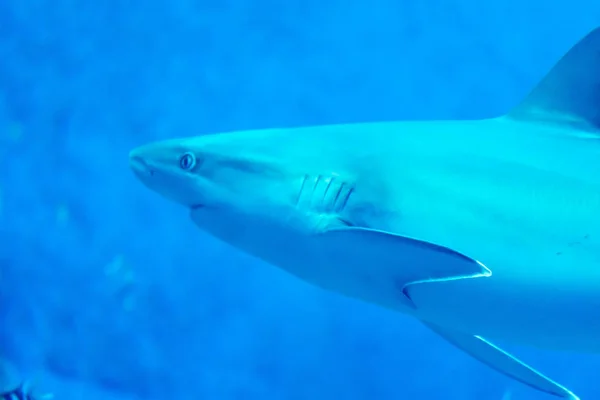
(1, 1), (599, 399)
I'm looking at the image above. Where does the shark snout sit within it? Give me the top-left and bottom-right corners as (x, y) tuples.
(129, 149), (155, 180)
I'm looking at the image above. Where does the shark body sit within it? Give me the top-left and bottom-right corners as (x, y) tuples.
(129, 27), (600, 400)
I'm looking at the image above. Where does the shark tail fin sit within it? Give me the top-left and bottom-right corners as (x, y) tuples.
(506, 27), (600, 131)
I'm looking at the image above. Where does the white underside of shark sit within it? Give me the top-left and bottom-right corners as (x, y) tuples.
(129, 26), (600, 400)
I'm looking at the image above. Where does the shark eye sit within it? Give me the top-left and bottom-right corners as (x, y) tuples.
(179, 152), (196, 170)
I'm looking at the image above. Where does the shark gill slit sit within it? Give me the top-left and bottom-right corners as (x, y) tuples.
(312, 175), (322, 193)
(295, 174), (354, 214)
(309, 175), (321, 210)
(333, 182), (354, 212)
(322, 176), (334, 209)
(332, 182), (345, 211)
(339, 186), (354, 212)
(295, 174), (308, 206)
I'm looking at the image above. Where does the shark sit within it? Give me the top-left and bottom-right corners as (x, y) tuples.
(129, 27), (600, 400)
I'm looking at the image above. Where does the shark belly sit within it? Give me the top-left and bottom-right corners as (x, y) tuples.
(381, 135), (600, 352)
(407, 236), (600, 352)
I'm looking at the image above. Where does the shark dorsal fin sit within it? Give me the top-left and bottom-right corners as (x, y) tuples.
(507, 27), (600, 131)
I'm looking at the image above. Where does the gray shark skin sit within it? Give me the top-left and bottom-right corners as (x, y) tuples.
(129, 27), (600, 400)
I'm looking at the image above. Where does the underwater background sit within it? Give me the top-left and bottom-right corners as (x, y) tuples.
(1, 0), (600, 399)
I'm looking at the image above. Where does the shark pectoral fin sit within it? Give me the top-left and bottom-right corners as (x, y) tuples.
(507, 27), (600, 131)
(320, 227), (491, 308)
(424, 322), (579, 400)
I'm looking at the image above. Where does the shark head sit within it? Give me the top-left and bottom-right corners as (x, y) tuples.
(129, 127), (378, 258)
